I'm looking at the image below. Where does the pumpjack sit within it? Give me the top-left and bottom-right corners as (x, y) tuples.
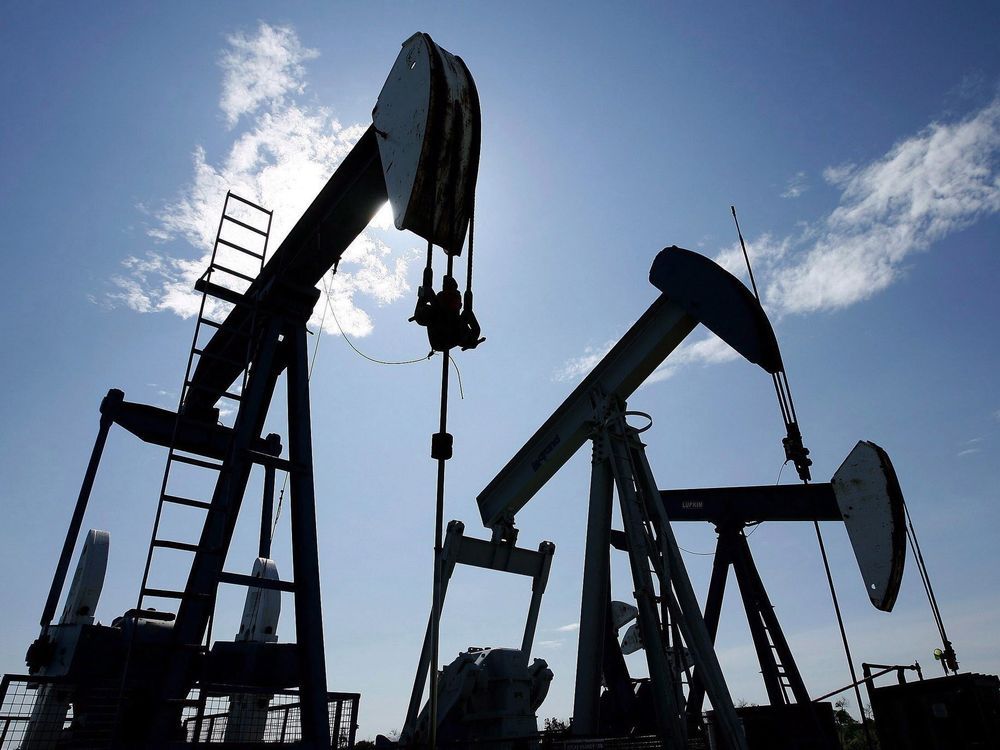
(465, 246), (912, 749)
(4, 26), (989, 750)
(392, 245), (912, 749)
(11, 33), (482, 749)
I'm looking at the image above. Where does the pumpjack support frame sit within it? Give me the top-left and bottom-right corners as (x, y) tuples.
(401, 521), (555, 742)
(149, 287), (332, 744)
(474, 245), (791, 747)
(662, 442), (907, 723)
(27, 31), (483, 749)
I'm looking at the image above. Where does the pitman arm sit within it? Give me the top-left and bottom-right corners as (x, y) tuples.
(476, 246), (783, 536)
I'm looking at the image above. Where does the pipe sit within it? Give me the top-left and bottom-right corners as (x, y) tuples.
(40, 389), (122, 629)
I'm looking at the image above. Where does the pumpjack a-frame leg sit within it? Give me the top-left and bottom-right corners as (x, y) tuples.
(149, 300), (331, 748)
(572, 442), (614, 736)
(627, 419), (747, 750)
(571, 401), (747, 749)
(285, 317), (332, 746)
(685, 529), (733, 722)
(686, 523), (811, 717)
(604, 416), (686, 748)
(730, 528), (811, 706)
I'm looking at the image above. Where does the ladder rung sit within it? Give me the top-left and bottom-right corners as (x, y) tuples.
(210, 263), (257, 284)
(170, 453), (223, 471)
(227, 193), (272, 215)
(218, 571), (296, 593)
(217, 236), (265, 260)
(153, 539), (201, 553)
(223, 215), (268, 236)
(194, 278), (252, 308)
(193, 346), (247, 370)
(141, 588), (208, 601)
(197, 316), (252, 338)
(162, 494), (213, 510)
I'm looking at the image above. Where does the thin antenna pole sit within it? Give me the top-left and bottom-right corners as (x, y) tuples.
(731, 206), (761, 300)
(731, 206), (794, 429)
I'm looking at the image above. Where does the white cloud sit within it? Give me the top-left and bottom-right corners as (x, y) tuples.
(645, 333), (741, 385)
(554, 332), (739, 385)
(556, 96), (1000, 383)
(553, 340), (617, 382)
(768, 97), (1000, 315)
(957, 448), (982, 457)
(536, 640), (564, 648)
(781, 171), (808, 199)
(219, 22), (319, 128)
(109, 23), (411, 338)
(712, 232), (792, 286)
(314, 236), (414, 338)
(556, 622), (580, 632)
(822, 163), (855, 186)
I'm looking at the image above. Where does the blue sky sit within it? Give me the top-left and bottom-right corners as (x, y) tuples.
(1, 1), (998, 738)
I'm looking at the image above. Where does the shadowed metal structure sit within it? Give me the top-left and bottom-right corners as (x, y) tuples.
(474, 246), (912, 748)
(475, 245), (789, 748)
(659, 441), (906, 749)
(4, 27), (962, 750)
(19, 32), (480, 749)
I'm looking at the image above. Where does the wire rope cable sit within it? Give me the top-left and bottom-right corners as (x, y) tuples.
(733, 205), (873, 748)
(322, 271), (432, 366)
(269, 259), (475, 545)
(902, 496), (955, 670)
(813, 520), (874, 745)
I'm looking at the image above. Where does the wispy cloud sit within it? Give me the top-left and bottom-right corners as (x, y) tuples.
(555, 331), (739, 384)
(219, 22), (319, 128)
(645, 333), (740, 385)
(767, 97), (1000, 315)
(554, 341), (617, 383)
(781, 171), (808, 199)
(556, 622), (580, 632)
(108, 23), (411, 337)
(556, 95), (1000, 382)
(958, 438), (985, 457)
(536, 640), (564, 649)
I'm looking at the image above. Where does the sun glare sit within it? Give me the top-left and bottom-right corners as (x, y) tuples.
(372, 201), (395, 230)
